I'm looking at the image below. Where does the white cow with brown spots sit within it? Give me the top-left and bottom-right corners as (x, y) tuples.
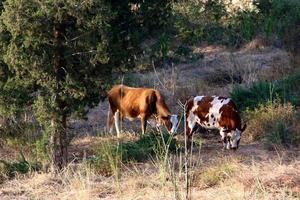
(184, 96), (247, 150)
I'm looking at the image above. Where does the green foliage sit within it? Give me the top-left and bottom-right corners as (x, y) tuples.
(255, 0), (300, 36)
(172, 0), (300, 47)
(0, 151), (41, 178)
(226, 10), (259, 45)
(173, 0), (258, 46)
(175, 45), (192, 57)
(264, 122), (295, 149)
(230, 81), (277, 111)
(33, 131), (50, 163)
(0, 77), (33, 117)
(107, 0), (173, 70)
(88, 140), (122, 177)
(0, 120), (50, 164)
(230, 70), (300, 111)
(0, 121), (40, 145)
(0, 2), (115, 168)
(121, 132), (177, 162)
(254, 0), (300, 54)
(173, 0), (227, 45)
(150, 33), (173, 61)
(89, 132), (177, 175)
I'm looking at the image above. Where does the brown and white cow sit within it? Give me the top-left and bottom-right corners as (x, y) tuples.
(185, 96), (246, 150)
(107, 85), (178, 136)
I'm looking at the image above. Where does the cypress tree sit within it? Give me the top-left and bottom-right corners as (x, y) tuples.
(1, 0), (112, 170)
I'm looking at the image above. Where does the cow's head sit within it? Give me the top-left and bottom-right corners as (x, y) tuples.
(159, 114), (178, 135)
(227, 131), (241, 150)
(227, 124), (247, 150)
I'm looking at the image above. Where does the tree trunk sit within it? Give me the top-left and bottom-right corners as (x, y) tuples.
(50, 114), (68, 172)
(51, 17), (68, 171)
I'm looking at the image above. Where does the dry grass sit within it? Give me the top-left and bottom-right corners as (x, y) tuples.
(1, 144), (300, 199)
(243, 101), (297, 142)
(193, 160), (237, 189)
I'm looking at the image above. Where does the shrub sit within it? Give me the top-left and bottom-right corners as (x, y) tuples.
(230, 10), (258, 41)
(88, 141), (122, 177)
(33, 131), (50, 163)
(0, 120), (51, 165)
(150, 33), (173, 61)
(0, 151), (41, 178)
(230, 81), (278, 111)
(255, 0), (300, 36)
(243, 101), (300, 148)
(231, 70), (300, 111)
(172, 0), (261, 47)
(0, 121), (41, 145)
(264, 122), (295, 150)
(173, 0), (228, 45)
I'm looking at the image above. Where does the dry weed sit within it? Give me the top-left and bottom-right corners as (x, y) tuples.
(243, 101), (296, 142)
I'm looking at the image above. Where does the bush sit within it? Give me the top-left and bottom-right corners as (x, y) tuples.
(226, 10), (259, 46)
(230, 81), (278, 111)
(263, 122), (299, 150)
(0, 151), (41, 179)
(171, 0), (300, 48)
(0, 121), (41, 145)
(0, 121), (51, 164)
(255, 0), (300, 36)
(231, 70), (300, 111)
(173, 0), (228, 45)
(172, 0), (260, 47)
(243, 101), (300, 148)
(88, 141), (122, 176)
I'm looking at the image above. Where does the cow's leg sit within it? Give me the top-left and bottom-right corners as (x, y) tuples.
(220, 128), (229, 150)
(140, 114), (147, 135)
(107, 109), (115, 134)
(114, 110), (121, 137)
(186, 122), (195, 151)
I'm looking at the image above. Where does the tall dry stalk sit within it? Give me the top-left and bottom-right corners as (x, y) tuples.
(178, 100), (191, 200)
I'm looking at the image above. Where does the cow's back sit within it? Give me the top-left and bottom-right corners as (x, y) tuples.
(187, 96), (242, 131)
(108, 85), (158, 118)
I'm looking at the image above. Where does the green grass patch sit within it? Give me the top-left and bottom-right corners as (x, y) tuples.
(88, 132), (177, 175)
(230, 70), (300, 111)
(0, 151), (41, 180)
